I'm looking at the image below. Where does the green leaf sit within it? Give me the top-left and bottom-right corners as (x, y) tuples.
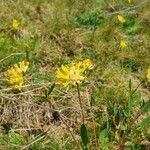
(90, 93), (96, 107)
(30, 36), (38, 51)
(25, 50), (30, 61)
(129, 79), (132, 94)
(45, 83), (55, 98)
(47, 83), (55, 96)
(124, 79), (134, 118)
(9, 131), (25, 145)
(140, 116), (150, 129)
(80, 124), (89, 147)
(120, 122), (126, 131)
(123, 97), (132, 118)
(99, 129), (107, 149)
(127, 97), (132, 116)
(141, 101), (150, 113)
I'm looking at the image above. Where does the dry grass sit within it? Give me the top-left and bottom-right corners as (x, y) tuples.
(0, 0), (150, 149)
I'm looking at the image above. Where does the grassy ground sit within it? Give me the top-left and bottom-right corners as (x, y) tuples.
(0, 0), (150, 149)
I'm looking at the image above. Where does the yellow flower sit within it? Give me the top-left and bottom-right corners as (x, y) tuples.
(19, 61), (29, 73)
(56, 59), (93, 87)
(82, 59), (93, 70)
(5, 61), (29, 90)
(12, 19), (20, 29)
(117, 15), (126, 23)
(147, 68), (150, 82)
(128, 0), (132, 4)
(74, 59), (93, 73)
(120, 40), (127, 49)
(5, 65), (23, 90)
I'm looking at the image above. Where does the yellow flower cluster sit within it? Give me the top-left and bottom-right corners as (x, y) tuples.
(12, 19), (20, 29)
(56, 59), (93, 87)
(147, 68), (150, 82)
(5, 61), (29, 90)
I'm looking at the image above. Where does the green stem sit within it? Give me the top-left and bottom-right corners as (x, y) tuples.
(130, 82), (142, 96)
(76, 83), (85, 124)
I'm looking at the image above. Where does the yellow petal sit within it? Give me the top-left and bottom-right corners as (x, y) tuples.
(117, 15), (126, 23)
(128, 0), (132, 4)
(12, 19), (20, 29)
(56, 68), (69, 79)
(147, 68), (150, 82)
(61, 65), (69, 74)
(120, 40), (127, 49)
(19, 61), (29, 73)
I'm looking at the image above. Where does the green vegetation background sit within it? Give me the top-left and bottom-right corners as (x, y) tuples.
(0, 0), (149, 150)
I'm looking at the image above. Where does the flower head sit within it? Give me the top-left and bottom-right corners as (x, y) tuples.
(117, 15), (126, 23)
(147, 68), (150, 82)
(56, 59), (93, 87)
(5, 65), (23, 90)
(12, 19), (20, 29)
(120, 40), (127, 49)
(5, 61), (29, 90)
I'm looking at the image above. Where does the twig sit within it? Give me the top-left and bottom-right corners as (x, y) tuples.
(0, 53), (25, 63)
(105, 0), (147, 17)
(21, 134), (46, 150)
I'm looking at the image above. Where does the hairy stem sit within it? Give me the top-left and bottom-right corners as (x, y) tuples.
(76, 83), (85, 124)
